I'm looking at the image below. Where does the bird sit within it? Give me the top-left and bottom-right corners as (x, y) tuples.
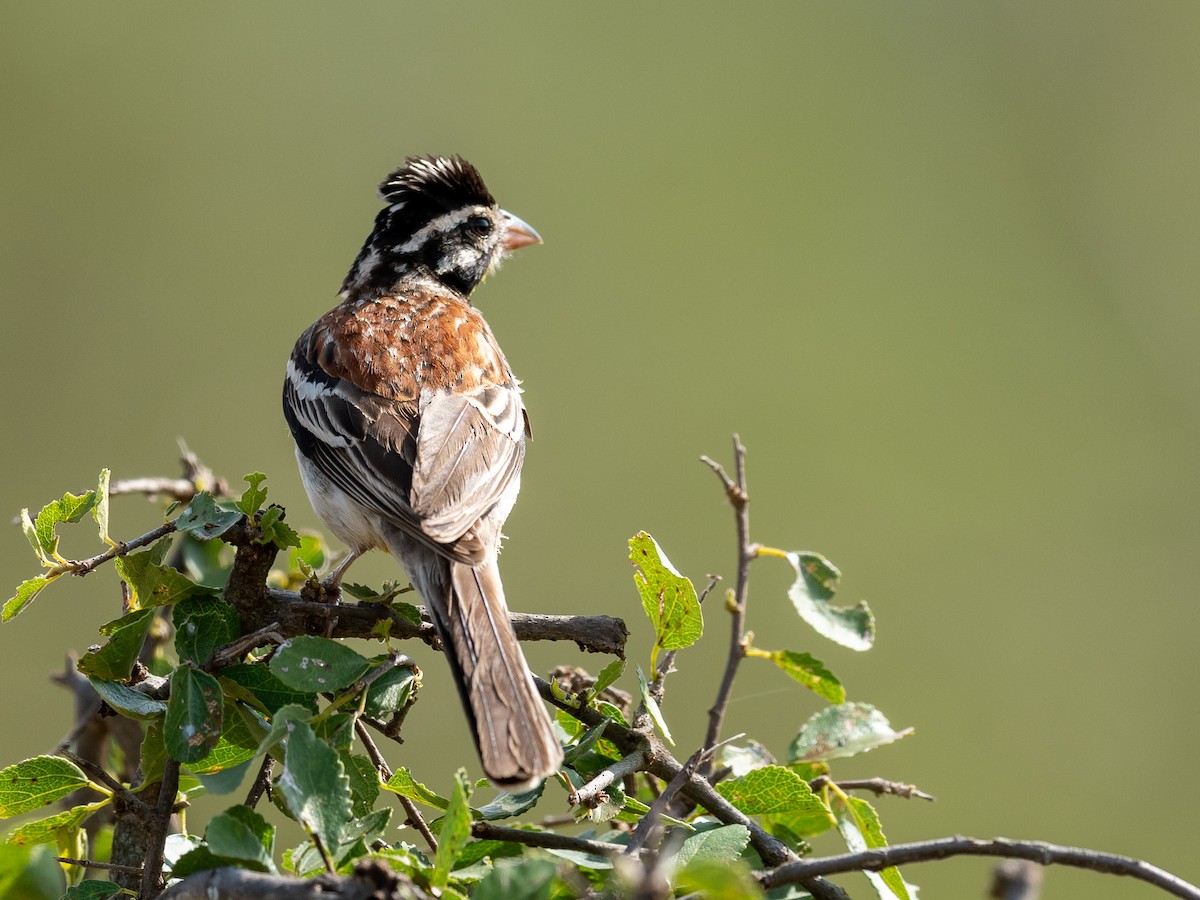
(282, 155), (562, 788)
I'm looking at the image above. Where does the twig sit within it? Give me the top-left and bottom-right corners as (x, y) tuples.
(810, 775), (935, 802)
(67, 521), (177, 576)
(57, 748), (149, 813)
(757, 836), (1200, 899)
(625, 747), (705, 855)
(532, 675), (800, 874)
(698, 435), (751, 778)
(55, 856), (143, 875)
(571, 750), (647, 808)
(209, 623), (285, 669)
(243, 756), (275, 809)
(471, 821), (627, 858)
(139, 757), (180, 898)
(354, 720), (437, 854)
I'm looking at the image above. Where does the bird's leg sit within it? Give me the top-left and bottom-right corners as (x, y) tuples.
(321, 548), (365, 601)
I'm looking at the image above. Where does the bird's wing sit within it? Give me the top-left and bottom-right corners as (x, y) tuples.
(284, 323), (525, 565)
(411, 382), (526, 548)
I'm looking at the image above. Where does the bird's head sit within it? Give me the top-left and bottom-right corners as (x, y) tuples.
(341, 155), (541, 300)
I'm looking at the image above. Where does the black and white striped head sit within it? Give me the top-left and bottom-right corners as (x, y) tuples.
(340, 155), (540, 300)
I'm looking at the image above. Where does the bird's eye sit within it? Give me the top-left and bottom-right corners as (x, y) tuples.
(465, 215), (493, 237)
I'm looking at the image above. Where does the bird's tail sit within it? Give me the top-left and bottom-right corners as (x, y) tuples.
(430, 560), (563, 789)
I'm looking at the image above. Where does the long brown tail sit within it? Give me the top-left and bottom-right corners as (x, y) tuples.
(431, 560), (562, 788)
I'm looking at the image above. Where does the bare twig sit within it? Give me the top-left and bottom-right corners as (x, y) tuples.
(55, 856), (143, 875)
(757, 836), (1200, 899)
(698, 435), (751, 778)
(571, 750), (647, 808)
(353, 719), (437, 854)
(209, 622), (286, 669)
(810, 775), (935, 802)
(472, 821), (627, 858)
(160, 859), (423, 900)
(67, 521), (178, 576)
(244, 756), (275, 810)
(625, 747), (705, 855)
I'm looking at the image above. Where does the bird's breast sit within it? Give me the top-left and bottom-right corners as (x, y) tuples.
(307, 291), (513, 400)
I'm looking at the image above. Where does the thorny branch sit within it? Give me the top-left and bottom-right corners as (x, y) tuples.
(698, 434), (751, 778)
(758, 836), (1200, 900)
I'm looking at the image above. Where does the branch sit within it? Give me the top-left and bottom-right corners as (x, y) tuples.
(699, 434), (751, 777)
(809, 775), (935, 802)
(471, 821), (626, 858)
(139, 757), (180, 898)
(757, 836), (1200, 899)
(570, 749), (647, 808)
(160, 859), (427, 900)
(253, 589), (628, 656)
(66, 521), (177, 576)
(353, 719), (438, 854)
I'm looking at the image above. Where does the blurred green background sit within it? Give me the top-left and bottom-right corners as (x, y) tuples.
(3, 3), (1199, 896)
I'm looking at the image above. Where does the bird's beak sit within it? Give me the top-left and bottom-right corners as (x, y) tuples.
(499, 210), (542, 252)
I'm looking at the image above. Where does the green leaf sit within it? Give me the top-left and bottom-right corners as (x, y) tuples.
(195, 759), (253, 796)
(19, 509), (48, 566)
(168, 844), (226, 879)
(117, 542), (214, 609)
(186, 703), (261, 775)
(206, 805), (276, 873)
(789, 703), (913, 763)
(279, 722), (353, 849)
(766, 650), (846, 704)
(87, 678), (167, 720)
(714, 765), (835, 833)
(473, 856), (560, 900)
(592, 657), (626, 697)
(254, 704), (314, 760)
(675, 823), (750, 867)
(2, 575), (55, 622)
(382, 767), (449, 811)
(0, 756), (88, 818)
(834, 793), (911, 899)
(592, 657), (628, 700)
(64, 880), (123, 899)
(257, 506), (301, 550)
(636, 665), (673, 745)
(629, 532), (702, 670)
(93, 469), (113, 547)
(674, 858), (764, 899)
(76, 608), (155, 681)
(269, 636), (371, 693)
(32, 490), (97, 562)
(175, 492), (242, 541)
(236, 473), (269, 516)
(362, 661), (417, 719)
(165, 666), (225, 763)
(137, 724), (167, 790)
(430, 770), (473, 891)
(340, 753), (381, 819)
(341, 580), (414, 606)
(561, 719), (609, 766)
(4, 802), (103, 846)
(173, 595), (240, 665)
(221, 664), (319, 715)
(476, 782), (546, 821)
(786, 551), (874, 651)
